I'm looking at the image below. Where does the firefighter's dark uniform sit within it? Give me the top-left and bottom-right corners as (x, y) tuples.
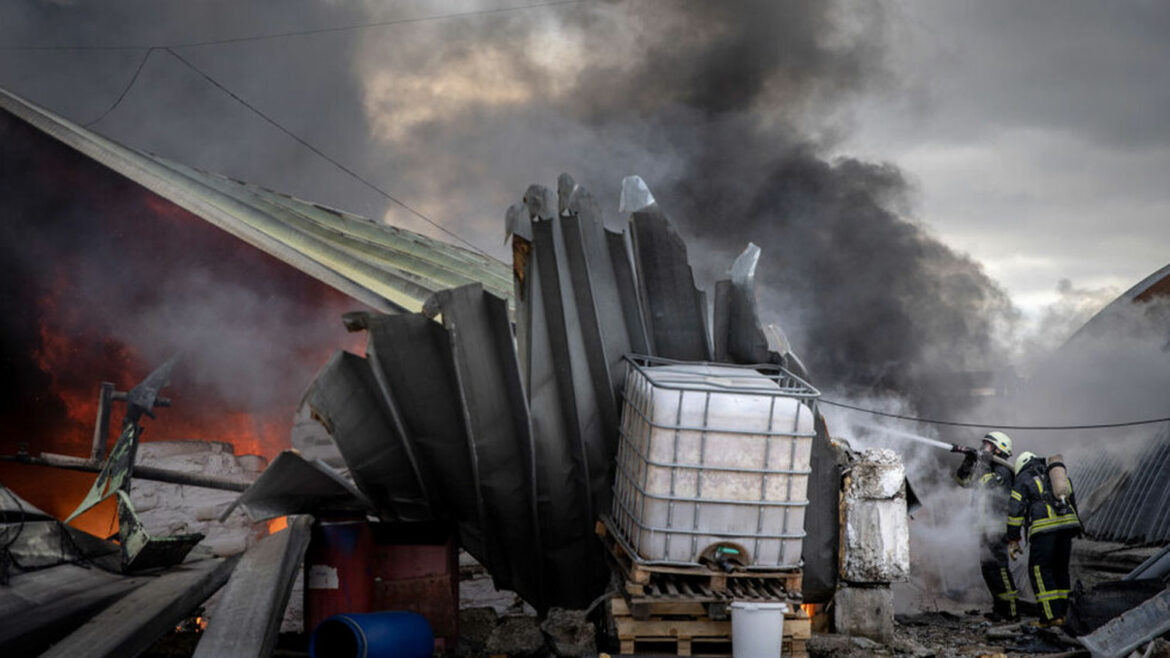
(956, 451), (1018, 619)
(1007, 458), (1081, 623)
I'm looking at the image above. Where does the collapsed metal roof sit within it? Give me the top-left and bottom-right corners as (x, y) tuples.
(289, 173), (829, 613)
(1074, 425), (1170, 544)
(0, 85), (512, 314)
(1059, 263), (1170, 544)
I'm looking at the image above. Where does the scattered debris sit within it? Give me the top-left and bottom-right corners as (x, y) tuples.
(541, 607), (596, 657)
(485, 614), (546, 656)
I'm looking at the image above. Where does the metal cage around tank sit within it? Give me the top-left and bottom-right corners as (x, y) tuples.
(611, 355), (820, 571)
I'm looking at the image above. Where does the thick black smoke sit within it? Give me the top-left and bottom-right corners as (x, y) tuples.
(2, 0), (1017, 418)
(345, 1), (1017, 415)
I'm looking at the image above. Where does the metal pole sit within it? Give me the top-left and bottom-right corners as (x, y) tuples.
(0, 452), (253, 492)
(90, 382), (115, 462)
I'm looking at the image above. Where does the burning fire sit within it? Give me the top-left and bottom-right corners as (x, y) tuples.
(2, 129), (370, 534)
(174, 616), (208, 633)
(266, 516), (289, 535)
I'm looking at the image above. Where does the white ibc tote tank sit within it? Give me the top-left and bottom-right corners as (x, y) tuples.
(611, 357), (819, 568)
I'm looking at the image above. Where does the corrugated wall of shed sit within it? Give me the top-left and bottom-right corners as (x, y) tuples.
(1073, 427), (1170, 544)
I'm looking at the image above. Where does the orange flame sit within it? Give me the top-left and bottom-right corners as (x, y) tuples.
(5, 156), (371, 538)
(266, 516), (289, 535)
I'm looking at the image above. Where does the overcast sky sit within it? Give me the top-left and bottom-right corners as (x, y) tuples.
(3, 0), (1167, 328)
(839, 1), (1170, 316)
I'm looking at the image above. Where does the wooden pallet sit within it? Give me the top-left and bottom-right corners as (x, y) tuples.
(597, 518), (803, 594)
(628, 572), (792, 616)
(611, 598), (811, 657)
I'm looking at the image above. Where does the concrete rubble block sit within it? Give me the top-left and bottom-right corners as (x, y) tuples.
(847, 449), (906, 500)
(457, 606), (498, 652)
(833, 585), (895, 644)
(841, 496), (910, 583)
(194, 505), (221, 522)
(236, 454), (268, 474)
(201, 533), (248, 558)
(541, 607), (596, 657)
(485, 615), (545, 656)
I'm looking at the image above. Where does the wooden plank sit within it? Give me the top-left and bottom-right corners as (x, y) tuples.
(193, 516), (312, 658)
(785, 618), (812, 640)
(0, 564), (148, 654)
(41, 556), (239, 658)
(615, 616), (731, 640)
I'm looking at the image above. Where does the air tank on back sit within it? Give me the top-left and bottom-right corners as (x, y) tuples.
(1047, 453), (1072, 507)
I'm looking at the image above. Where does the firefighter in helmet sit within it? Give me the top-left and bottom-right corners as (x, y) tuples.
(1007, 451), (1080, 627)
(954, 431), (1018, 621)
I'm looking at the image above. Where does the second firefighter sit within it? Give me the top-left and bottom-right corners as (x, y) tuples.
(1007, 451), (1081, 627)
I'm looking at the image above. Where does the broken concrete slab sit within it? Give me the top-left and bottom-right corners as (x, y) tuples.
(841, 449), (910, 584)
(847, 451), (907, 500)
(833, 585), (895, 644)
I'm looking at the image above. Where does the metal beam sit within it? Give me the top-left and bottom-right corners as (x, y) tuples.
(0, 453), (252, 492)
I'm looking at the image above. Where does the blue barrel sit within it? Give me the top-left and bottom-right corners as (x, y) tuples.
(310, 611), (433, 658)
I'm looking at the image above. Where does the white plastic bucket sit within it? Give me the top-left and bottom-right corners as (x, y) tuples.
(731, 601), (787, 657)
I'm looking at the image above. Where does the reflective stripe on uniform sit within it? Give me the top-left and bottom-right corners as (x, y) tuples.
(1029, 512), (1081, 537)
(1007, 516), (1024, 526)
(998, 568), (1018, 617)
(1011, 490), (1023, 501)
(1033, 565), (1054, 620)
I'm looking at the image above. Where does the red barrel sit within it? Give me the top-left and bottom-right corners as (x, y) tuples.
(304, 519), (374, 632)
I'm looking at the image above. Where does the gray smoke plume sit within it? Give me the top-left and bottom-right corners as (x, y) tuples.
(1, 0), (1019, 417)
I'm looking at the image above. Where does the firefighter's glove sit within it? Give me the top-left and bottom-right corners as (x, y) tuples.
(1007, 540), (1022, 561)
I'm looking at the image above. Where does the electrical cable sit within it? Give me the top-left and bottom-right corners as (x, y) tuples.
(163, 47), (495, 258)
(1, 0), (583, 51)
(818, 397), (1170, 431)
(83, 47), (156, 128)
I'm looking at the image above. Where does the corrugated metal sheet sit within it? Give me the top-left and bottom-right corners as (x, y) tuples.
(1073, 426), (1170, 543)
(0, 85), (511, 314)
(1057, 263), (1170, 545)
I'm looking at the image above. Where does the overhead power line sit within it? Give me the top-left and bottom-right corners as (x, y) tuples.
(818, 397), (1170, 431)
(162, 48), (493, 258)
(2, 0), (583, 51)
(84, 48), (156, 127)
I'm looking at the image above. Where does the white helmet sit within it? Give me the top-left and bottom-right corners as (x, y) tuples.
(983, 431), (1013, 458)
(1015, 451), (1039, 475)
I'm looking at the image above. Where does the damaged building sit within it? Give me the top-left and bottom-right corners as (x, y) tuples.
(2, 72), (1170, 658)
